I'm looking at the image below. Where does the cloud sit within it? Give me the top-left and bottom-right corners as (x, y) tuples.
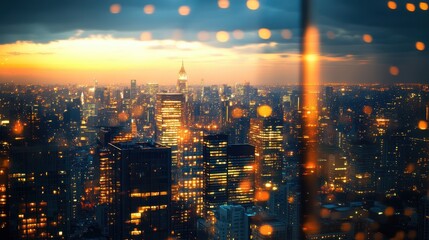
(0, 0), (299, 44)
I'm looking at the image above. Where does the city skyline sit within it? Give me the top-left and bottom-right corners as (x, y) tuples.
(1, 1), (429, 239)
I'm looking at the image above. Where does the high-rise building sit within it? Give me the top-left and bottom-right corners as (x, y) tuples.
(250, 216), (286, 240)
(155, 93), (184, 183)
(9, 145), (71, 239)
(130, 79), (137, 100)
(179, 127), (205, 217)
(0, 142), (9, 238)
(267, 181), (300, 240)
(227, 144), (255, 207)
(418, 196), (429, 240)
(177, 61), (188, 95)
(108, 142), (171, 239)
(214, 205), (249, 240)
(203, 134), (228, 217)
(249, 118), (284, 190)
(346, 141), (377, 197)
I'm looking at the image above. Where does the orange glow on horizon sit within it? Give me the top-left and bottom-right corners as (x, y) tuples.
(0, 35), (348, 85)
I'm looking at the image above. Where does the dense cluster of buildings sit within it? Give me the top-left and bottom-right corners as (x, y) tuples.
(0, 64), (428, 239)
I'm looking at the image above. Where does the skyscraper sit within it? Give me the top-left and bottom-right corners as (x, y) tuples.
(249, 118), (284, 190)
(227, 144), (255, 207)
(155, 93), (184, 183)
(9, 145), (71, 239)
(0, 142), (9, 238)
(214, 205), (249, 240)
(177, 61), (188, 95)
(130, 79), (137, 100)
(203, 134), (228, 217)
(418, 196), (429, 240)
(108, 142), (171, 239)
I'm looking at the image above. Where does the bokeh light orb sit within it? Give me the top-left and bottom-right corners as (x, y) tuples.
(255, 190), (270, 201)
(416, 41), (425, 51)
(258, 28), (272, 40)
(232, 108), (244, 118)
(418, 120), (428, 130)
(259, 225), (273, 236)
(363, 105), (373, 115)
(233, 30), (245, 40)
(387, 1), (397, 10)
(362, 34), (373, 43)
(218, 0), (230, 9)
(143, 5), (155, 14)
(13, 121), (24, 135)
(257, 105), (272, 117)
(247, 0), (260, 10)
(281, 29), (293, 39)
(118, 112), (129, 122)
(197, 31), (211, 41)
(178, 6), (191, 16)
(389, 66), (399, 76)
(216, 31), (230, 42)
(406, 3), (416, 12)
(110, 4), (121, 14)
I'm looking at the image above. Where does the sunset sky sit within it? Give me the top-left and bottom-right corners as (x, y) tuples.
(0, 0), (428, 86)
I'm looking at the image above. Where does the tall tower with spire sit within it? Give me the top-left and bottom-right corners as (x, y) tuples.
(177, 61), (188, 94)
